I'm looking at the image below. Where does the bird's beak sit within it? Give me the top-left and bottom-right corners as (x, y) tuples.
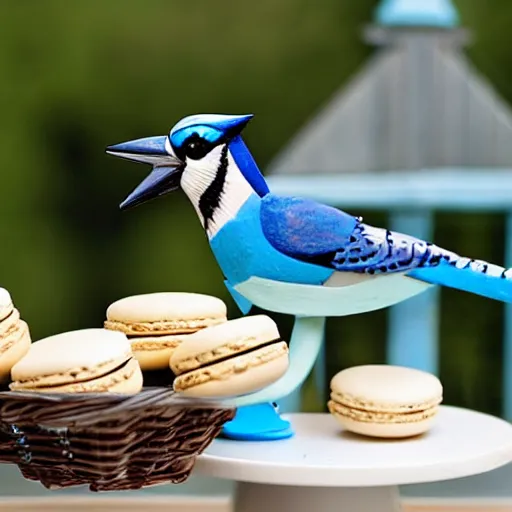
(106, 136), (170, 165)
(106, 136), (184, 210)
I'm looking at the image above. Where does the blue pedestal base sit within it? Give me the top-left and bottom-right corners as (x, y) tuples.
(221, 403), (294, 441)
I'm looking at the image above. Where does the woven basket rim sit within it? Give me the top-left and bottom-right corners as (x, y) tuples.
(0, 387), (234, 426)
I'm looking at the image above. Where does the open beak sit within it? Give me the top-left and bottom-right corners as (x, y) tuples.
(106, 136), (184, 210)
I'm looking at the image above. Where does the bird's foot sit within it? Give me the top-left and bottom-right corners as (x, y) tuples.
(221, 402), (294, 441)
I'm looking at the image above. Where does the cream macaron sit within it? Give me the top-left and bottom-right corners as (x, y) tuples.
(10, 328), (143, 394)
(0, 288), (31, 383)
(328, 365), (443, 438)
(104, 292), (227, 372)
(170, 315), (289, 398)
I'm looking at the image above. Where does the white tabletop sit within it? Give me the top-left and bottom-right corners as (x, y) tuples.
(195, 407), (512, 487)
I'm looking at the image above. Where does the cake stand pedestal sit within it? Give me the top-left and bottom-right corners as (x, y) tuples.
(195, 406), (512, 512)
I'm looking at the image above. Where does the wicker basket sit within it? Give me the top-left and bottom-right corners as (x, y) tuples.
(0, 388), (235, 491)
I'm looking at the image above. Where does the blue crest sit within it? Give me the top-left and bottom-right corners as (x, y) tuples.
(169, 113), (253, 151)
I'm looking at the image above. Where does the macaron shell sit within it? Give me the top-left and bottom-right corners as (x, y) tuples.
(133, 349), (175, 371)
(130, 333), (188, 370)
(173, 342), (289, 398)
(170, 315), (280, 375)
(106, 292), (227, 324)
(329, 405), (438, 438)
(11, 328), (132, 384)
(330, 365), (443, 413)
(0, 321), (31, 382)
(0, 288), (13, 322)
(17, 358), (143, 394)
(132, 347), (179, 371)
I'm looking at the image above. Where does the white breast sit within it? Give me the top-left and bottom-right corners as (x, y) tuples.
(205, 153), (253, 238)
(180, 146), (253, 239)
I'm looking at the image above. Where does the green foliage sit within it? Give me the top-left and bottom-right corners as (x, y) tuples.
(0, 0), (511, 415)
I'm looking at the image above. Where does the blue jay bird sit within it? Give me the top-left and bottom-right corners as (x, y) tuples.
(108, 113), (512, 311)
(107, 113), (512, 439)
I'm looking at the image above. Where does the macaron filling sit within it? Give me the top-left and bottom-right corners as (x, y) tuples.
(10, 355), (135, 391)
(172, 339), (287, 390)
(104, 316), (226, 336)
(330, 391), (443, 415)
(170, 315), (289, 397)
(0, 320), (28, 355)
(0, 309), (20, 337)
(173, 341), (289, 394)
(328, 399), (439, 424)
(25, 358), (142, 393)
(175, 337), (283, 374)
(130, 336), (181, 350)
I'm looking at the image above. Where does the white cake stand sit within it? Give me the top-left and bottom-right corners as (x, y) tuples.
(194, 406), (512, 512)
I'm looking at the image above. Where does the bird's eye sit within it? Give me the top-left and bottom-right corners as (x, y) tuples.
(183, 135), (211, 160)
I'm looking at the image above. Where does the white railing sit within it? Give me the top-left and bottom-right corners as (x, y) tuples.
(267, 169), (512, 418)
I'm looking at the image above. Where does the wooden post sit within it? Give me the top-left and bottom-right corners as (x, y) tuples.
(387, 211), (440, 374)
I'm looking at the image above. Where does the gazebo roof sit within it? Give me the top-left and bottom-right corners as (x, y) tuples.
(267, 0), (512, 176)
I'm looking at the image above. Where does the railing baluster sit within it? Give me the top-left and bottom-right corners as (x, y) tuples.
(503, 212), (512, 419)
(387, 210), (440, 374)
(312, 326), (326, 406)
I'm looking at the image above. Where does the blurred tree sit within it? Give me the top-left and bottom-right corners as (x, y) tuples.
(0, 0), (511, 414)
(0, 0), (375, 336)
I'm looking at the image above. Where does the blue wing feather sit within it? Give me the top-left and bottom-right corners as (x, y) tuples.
(260, 194), (449, 274)
(259, 194), (512, 302)
(260, 195), (357, 259)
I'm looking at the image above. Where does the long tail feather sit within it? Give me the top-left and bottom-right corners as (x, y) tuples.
(408, 257), (512, 302)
